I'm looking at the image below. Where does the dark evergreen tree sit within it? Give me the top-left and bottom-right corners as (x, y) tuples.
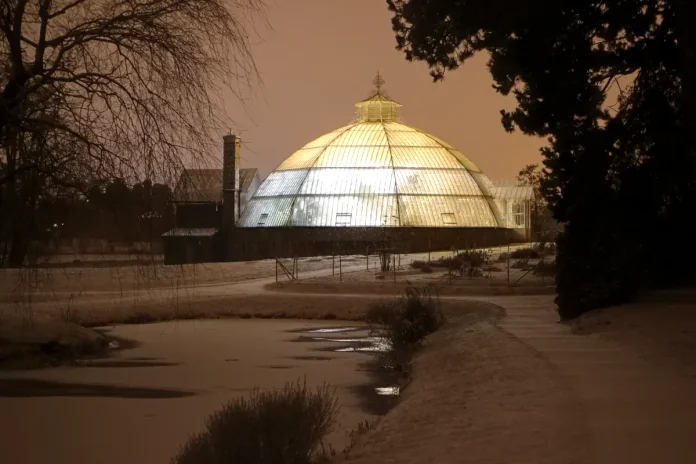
(387, 0), (696, 318)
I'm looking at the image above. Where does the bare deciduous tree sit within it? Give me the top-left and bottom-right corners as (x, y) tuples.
(0, 0), (266, 265)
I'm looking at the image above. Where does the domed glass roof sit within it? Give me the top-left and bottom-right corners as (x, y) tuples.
(238, 89), (502, 228)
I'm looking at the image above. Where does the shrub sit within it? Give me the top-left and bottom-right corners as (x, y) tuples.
(536, 242), (557, 254)
(370, 286), (445, 352)
(432, 250), (490, 276)
(172, 380), (339, 464)
(433, 255), (462, 270)
(496, 253), (510, 263)
(456, 249), (490, 268)
(511, 259), (531, 269)
(410, 260), (434, 272)
(365, 302), (395, 325)
(466, 267), (484, 277)
(534, 260), (557, 276)
(511, 247), (540, 259)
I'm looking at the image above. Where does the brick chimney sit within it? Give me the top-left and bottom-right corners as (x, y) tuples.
(222, 134), (240, 229)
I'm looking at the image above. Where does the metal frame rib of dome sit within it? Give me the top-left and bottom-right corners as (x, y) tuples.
(238, 89), (505, 229)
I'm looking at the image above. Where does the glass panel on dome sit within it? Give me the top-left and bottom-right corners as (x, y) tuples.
(469, 171), (495, 195)
(332, 123), (388, 146)
(398, 195), (497, 227)
(394, 169), (482, 195)
(383, 122), (416, 132)
(421, 132), (455, 149)
(290, 194), (398, 227)
(255, 170), (307, 197)
(277, 147), (325, 170)
(298, 168), (396, 195)
(238, 197), (294, 227)
(385, 130), (442, 147)
(447, 149), (482, 172)
(315, 145), (392, 168)
(303, 125), (355, 149)
(390, 146), (462, 169)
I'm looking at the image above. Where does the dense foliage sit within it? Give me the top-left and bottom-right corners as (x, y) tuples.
(4, 178), (175, 264)
(387, 0), (696, 318)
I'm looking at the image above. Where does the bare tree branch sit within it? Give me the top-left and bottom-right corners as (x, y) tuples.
(1, 0), (266, 180)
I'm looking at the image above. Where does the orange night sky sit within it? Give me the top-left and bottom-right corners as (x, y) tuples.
(226, 0), (544, 182)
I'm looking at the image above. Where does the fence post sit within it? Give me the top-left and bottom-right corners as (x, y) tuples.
(507, 242), (511, 287)
(275, 258), (278, 283)
(339, 254), (343, 282)
(393, 255), (396, 282)
(332, 254), (335, 276)
(449, 251), (452, 285)
(366, 247), (369, 271)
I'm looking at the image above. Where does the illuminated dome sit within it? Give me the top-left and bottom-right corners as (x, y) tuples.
(239, 86), (502, 228)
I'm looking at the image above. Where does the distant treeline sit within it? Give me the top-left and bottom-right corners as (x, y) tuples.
(34, 179), (175, 246)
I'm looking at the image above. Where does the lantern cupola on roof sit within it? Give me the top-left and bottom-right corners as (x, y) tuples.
(354, 72), (402, 122)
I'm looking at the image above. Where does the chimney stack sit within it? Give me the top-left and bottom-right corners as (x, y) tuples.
(222, 134), (240, 229)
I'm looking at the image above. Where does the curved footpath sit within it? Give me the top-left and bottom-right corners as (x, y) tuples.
(217, 275), (696, 463)
(488, 295), (696, 464)
(341, 293), (696, 463)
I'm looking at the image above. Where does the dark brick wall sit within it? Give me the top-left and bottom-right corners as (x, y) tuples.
(174, 203), (222, 229)
(225, 227), (528, 262)
(163, 234), (224, 264)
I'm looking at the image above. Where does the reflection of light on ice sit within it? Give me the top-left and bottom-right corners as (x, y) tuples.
(333, 337), (390, 353)
(375, 386), (399, 396)
(367, 337), (391, 352)
(313, 337), (367, 343)
(306, 327), (364, 334)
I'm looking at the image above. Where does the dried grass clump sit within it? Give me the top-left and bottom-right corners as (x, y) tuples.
(173, 380), (339, 464)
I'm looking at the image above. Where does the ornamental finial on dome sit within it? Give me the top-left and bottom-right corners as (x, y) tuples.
(373, 71), (385, 95)
(355, 72), (402, 122)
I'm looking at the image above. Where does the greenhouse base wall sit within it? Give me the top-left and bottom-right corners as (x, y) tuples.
(225, 227), (528, 262)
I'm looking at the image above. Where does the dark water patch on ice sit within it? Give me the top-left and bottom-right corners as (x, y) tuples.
(0, 378), (195, 399)
(287, 355), (333, 361)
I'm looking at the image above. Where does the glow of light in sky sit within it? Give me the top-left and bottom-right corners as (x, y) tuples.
(222, 0), (544, 182)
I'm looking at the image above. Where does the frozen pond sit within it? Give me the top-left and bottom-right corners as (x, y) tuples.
(0, 319), (384, 464)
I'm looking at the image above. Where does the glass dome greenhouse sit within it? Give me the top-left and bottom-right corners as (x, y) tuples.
(238, 92), (504, 228)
